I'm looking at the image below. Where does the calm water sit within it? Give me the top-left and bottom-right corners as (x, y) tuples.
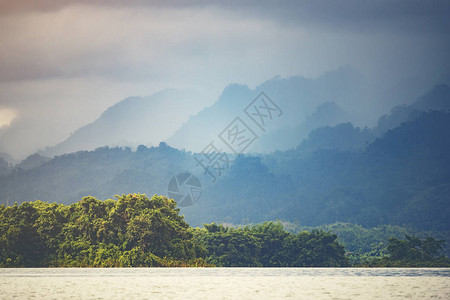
(0, 268), (449, 299)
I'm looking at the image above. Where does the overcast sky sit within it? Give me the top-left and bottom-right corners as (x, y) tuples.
(1, 0), (449, 159)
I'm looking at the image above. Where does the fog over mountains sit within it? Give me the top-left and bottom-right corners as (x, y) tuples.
(0, 67), (448, 165)
(1, 67), (449, 227)
(41, 89), (208, 157)
(0, 102), (448, 231)
(1, 0), (450, 162)
(167, 67), (369, 153)
(1, 82), (449, 226)
(1, 75), (450, 257)
(7, 67), (433, 159)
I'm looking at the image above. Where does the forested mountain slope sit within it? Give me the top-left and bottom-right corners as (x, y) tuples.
(1, 112), (449, 232)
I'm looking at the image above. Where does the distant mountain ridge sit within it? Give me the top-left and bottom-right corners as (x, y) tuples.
(251, 101), (354, 152)
(30, 68), (446, 158)
(167, 67), (368, 152)
(2, 67), (447, 161)
(1, 109), (449, 232)
(374, 84), (450, 136)
(42, 89), (207, 157)
(287, 84), (450, 155)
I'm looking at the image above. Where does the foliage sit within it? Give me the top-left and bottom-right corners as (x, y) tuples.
(194, 222), (349, 267)
(288, 222), (450, 264)
(0, 194), (206, 267)
(0, 199), (351, 267)
(364, 235), (450, 267)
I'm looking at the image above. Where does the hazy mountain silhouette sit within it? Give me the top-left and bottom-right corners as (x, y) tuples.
(15, 153), (50, 171)
(0, 157), (11, 176)
(0, 152), (17, 166)
(167, 67), (367, 152)
(280, 84), (450, 155)
(1, 110), (449, 231)
(296, 123), (374, 154)
(251, 101), (354, 152)
(374, 84), (450, 136)
(166, 83), (254, 152)
(1, 78), (449, 235)
(36, 68), (440, 157)
(42, 89), (207, 157)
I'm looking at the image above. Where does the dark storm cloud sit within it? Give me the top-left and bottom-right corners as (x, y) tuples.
(2, 0), (450, 34)
(1, 0), (448, 83)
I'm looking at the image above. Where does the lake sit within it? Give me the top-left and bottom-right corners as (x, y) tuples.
(0, 268), (449, 299)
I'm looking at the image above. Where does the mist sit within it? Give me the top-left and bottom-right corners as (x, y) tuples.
(0, 0), (449, 159)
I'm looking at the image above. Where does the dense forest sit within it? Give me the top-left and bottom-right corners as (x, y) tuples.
(1, 194), (448, 267)
(290, 222), (450, 264)
(0, 194), (349, 267)
(364, 235), (450, 267)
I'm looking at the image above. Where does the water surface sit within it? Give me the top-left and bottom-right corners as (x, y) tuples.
(0, 268), (448, 299)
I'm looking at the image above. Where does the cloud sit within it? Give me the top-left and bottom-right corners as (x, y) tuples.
(0, 4), (284, 82)
(2, 0), (450, 33)
(0, 0), (449, 159)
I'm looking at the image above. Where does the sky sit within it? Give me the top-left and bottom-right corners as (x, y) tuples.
(0, 0), (449, 159)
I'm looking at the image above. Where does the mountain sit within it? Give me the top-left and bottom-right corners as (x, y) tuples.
(42, 89), (207, 157)
(0, 157), (11, 176)
(166, 83), (255, 152)
(0, 152), (18, 165)
(39, 68), (439, 157)
(15, 153), (50, 171)
(1, 111), (449, 232)
(295, 122), (374, 154)
(253, 83), (450, 153)
(0, 153), (49, 177)
(0, 143), (196, 206)
(374, 84), (450, 136)
(167, 67), (367, 153)
(250, 101), (354, 152)
(1, 84), (449, 234)
(257, 111), (450, 230)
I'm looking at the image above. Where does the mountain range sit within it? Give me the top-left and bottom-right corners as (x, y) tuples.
(0, 83), (449, 233)
(7, 67), (370, 159)
(41, 89), (207, 157)
(167, 67), (367, 153)
(1, 67), (439, 160)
